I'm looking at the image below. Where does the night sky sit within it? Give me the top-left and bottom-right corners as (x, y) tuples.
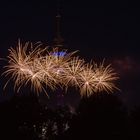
(0, 0), (140, 109)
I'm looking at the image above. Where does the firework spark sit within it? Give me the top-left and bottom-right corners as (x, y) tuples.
(78, 61), (118, 96)
(63, 57), (85, 88)
(92, 62), (119, 93)
(78, 63), (98, 96)
(2, 41), (119, 97)
(2, 41), (47, 94)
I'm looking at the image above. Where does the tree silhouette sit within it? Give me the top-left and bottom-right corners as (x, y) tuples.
(65, 92), (128, 140)
(130, 106), (140, 139)
(1, 91), (140, 140)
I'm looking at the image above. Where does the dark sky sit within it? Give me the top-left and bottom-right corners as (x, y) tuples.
(0, 0), (140, 109)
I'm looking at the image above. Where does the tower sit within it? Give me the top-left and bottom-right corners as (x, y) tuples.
(53, 0), (64, 48)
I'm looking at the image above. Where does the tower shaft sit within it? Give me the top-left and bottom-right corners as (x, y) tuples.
(53, 1), (64, 47)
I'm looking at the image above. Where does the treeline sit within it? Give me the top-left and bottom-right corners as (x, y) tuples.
(0, 93), (140, 140)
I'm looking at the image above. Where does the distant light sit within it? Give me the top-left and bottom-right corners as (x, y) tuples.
(51, 51), (66, 57)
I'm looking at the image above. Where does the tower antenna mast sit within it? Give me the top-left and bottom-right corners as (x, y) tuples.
(53, 0), (64, 47)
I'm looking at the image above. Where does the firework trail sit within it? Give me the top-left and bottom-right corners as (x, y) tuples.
(2, 41), (47, 94)
(78, 61), (118, 96)
(63, 57), (85, 88)
(93, 62), (119, 93)
(2, 41), (119, 97)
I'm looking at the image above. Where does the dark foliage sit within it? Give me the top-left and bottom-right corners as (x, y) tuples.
(0, 92), (140, 140)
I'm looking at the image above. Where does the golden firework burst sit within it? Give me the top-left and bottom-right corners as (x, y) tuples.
(2, 41), (119, 97)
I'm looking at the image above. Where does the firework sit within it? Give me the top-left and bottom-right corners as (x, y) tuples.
(78, 63), (97, 96)
(46, 47), (77, 86)
(92, 62), (119, 93)
(2, 40), (47, 94)
(2, 41), (119, 97)
(78, 61), (118, 96)
(62, 57), (85, 88)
